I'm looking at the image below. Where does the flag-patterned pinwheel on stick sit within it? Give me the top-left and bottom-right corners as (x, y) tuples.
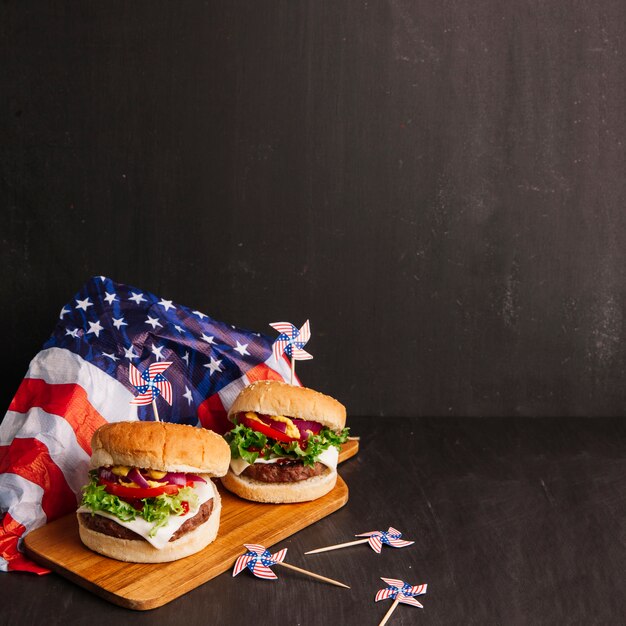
(232, 544), (287, 581)
(270, 320), (313, 385)
(375, 578), (428, 625)
(128, 361), (173, 406)
(356, 527), (415, 553)
(305, 526), (414, 555)
(375, 578), (428, 607)
(232, 543), (350, 588)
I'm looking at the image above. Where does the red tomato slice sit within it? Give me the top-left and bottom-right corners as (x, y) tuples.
(241, 415), (297, 443)
(99, 478), (180, 499)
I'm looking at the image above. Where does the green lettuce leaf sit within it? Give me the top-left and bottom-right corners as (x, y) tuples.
(224, 423), (350, 467)
(225, 423), (268, 464)
(81, 477), (137, 521)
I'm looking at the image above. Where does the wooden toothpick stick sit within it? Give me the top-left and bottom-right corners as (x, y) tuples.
(378, 596), (401, 626)
(151, 399), (160, 422)
(305, 538), (370, 555)
(276, 561), (350, 589)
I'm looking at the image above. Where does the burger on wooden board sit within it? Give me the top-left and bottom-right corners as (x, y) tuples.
(221, 380), (349, 503)
(77, 421), (230, 563)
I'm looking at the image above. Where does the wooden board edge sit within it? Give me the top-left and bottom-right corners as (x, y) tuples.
(338, 439), (359, 463)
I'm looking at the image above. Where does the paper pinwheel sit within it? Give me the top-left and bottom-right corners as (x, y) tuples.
(232, 544), (287, 581)
(305, 526), (414, 555)
(128, 361), (173, 421)
(270, 320), (313, 385)
(376, 578), (428, 625)
(375, 577), (428, 607)
(129, 361), (173, 406)
(270, 320), (313, 362)
(232, 543), (349, 588)
(356, 527), (415, 553)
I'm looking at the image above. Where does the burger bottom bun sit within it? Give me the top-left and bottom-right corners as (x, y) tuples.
(77, 483), (221, 563)
(220, 467), (337, 503)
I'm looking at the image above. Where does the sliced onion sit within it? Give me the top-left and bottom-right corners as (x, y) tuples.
(127, 468), (150, 488)
(186, 474), (206, 484)
(98, 467), (118, 483)
(293, 419), (323, 439)
(257, 414), (288, 434)
(162, 472), (187, 486)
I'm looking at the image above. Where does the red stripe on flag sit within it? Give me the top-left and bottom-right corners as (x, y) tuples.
(245, 363), (288, 384)
(8, 378), (107, 453)
(0, 512), (50, 575)
(197, 393), (230, 434)
(0, 439), (77, 520)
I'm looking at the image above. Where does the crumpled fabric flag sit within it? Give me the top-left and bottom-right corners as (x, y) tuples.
(0, 276), (293, 573)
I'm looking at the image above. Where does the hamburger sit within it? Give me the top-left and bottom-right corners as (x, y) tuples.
(221, 380), (349, 503)
(77, 421), (229, 563)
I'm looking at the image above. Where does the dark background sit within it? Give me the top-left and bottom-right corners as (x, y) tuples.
(2, 1), (625, 418)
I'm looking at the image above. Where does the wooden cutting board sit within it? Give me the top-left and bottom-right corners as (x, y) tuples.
(24, 440), (358, 611)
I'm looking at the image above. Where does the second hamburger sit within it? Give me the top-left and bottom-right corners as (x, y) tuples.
(221, 380), (349, 503)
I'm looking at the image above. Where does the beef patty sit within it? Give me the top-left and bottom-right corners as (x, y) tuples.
(242, 460), (326, 483)
(79, 498), (214, 542)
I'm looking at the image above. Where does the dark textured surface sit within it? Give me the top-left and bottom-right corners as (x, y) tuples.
(2, 2), (626, 417)
(3, 416), (626, 624)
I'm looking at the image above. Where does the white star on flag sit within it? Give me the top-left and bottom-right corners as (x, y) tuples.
(128, 292), (147, 304)
(102, 352), (119, 362)
(183, 386), (193, 405)
(174, 324), (184, 333)
(75, 298), (93, 311)
(59, 307), (70, 319)
(112, 317), (127, 330)
(193, 310), (207, 319)
(158, 299), (175, 311)
(151, 344), (165, 361)
(200, 333), (215, 344)
(124, 346), (139, 360)
(233, 341), (249, 356)
(86, 320), (104, 337)
(145, 316), (162, 329)
(103, 292), (118, 305)
(182, 351), (190, 365)
(204, 356), (223, 375)
(64, 328), (79, 338)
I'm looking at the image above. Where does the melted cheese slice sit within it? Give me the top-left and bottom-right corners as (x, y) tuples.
(229, 445), (339, 477)
(77, 480), (215, 550)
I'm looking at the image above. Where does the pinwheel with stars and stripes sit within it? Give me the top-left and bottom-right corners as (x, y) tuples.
(375, 577), (428, 607)
(375, 578), (428, 625)
(232, 544), (287, 581)
(269, 320), (312, 384)
(305, 526), (414, 555)
(355, 527), (415, 553)
(128, 361), (173, 421)
(232, 543), (350, 588)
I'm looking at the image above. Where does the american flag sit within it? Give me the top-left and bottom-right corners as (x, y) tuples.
(270, 320), (313, 362)
(0, 276), (293, 573)
(232, 544), (288, 580)
(375, 577), (428, 608)
(355, 527), (415, 553)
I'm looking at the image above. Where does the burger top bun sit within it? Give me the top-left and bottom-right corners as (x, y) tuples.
(228, 380), (346, 432)
(89, 421), (230, 476)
